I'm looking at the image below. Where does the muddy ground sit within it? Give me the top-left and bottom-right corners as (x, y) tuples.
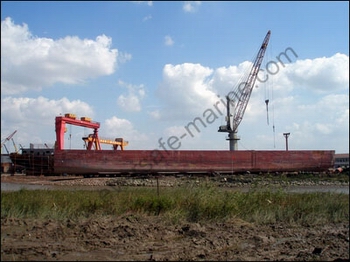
(1, 174), (349, 261)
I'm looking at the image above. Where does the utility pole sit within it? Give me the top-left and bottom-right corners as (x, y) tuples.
(283, 133), (290, 151)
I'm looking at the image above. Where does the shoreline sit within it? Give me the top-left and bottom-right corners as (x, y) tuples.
(2, 173), (349, 194)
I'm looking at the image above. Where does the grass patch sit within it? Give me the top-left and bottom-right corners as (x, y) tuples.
(1, 182), (348, 225)
(246, 172), (349, 184)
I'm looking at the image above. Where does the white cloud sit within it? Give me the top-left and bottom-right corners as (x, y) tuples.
(1, 96), (94, 124)
(183, 1), (201, 13)
(104, 116), (134, 137)
(103, 116), (149, 149)
(148, 109), (161, 120)
(157, 63), (218, 120)
(1, 96), (94, 149)
(116, 80), (146, 112)
(133, 1), (153, 6)
(117, 94), (142, 112)
(274, 53), (349, 93)
(1, 17), (130, 95)
(315, 123), (333, 135)
(211, 61), (253, 95)
(164, 35), (174, 46)
(164, 125), (187, 138)
(143, 15), (152, 22)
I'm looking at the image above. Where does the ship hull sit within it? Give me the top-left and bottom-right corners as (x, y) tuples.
(53, 150), (335, 175)
(10, 152), (54, 176)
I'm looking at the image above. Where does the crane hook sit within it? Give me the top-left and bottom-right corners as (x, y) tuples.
(265, 99), (269, 125)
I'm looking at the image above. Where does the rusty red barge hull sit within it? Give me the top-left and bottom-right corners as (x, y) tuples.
(53, 150), (335, 175)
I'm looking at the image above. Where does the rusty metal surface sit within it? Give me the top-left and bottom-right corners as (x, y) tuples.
(53, 150), (335, 175)
(10, 152), (54, 175)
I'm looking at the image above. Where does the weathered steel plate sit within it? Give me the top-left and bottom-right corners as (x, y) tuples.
(53, 150), (335, 175)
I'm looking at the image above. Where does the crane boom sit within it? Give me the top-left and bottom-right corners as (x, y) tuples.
(232, 30), (270, 131)
(1, 130), (17, 154)
(1, 130), (17, 146)
(218, 30), (271, 151)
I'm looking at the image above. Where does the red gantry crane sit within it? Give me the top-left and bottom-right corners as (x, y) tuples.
(55, 114), (128, 151)
(218, 30), (271, 151)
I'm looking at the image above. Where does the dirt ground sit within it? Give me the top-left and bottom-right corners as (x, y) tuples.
(1, 174), (349, 261)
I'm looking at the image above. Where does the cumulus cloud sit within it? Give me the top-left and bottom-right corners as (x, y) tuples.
(156, 63), (218, 121)
(117, 80), (146, 112)
(1, 96), (94, 148)
(280, 53), (349, 93)
(164, 35), (174, 46)
(104, 116), (134, 138)
(210, 61), (253, 95)
(148, 109), (161, 120)
(132, 1), (153, 7)
(297, 94), (349, 126)
(1, 96), (93, 124)
(183, 1), (201, 13)
(245, 53), (349, 122)
(103, 116), (149, 149)
(155, 60), (267, 123)
(1, 17), (130, 95)
(143, 15), (152, 22)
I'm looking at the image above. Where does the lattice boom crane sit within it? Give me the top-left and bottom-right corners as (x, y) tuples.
(218, 30), (271, 151)
(1, 130), (17, 154)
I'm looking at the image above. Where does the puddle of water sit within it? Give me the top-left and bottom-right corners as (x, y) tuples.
(1, 183), (54, 191)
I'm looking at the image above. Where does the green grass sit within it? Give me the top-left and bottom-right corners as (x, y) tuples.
(1, 182), (349, 226)
(244, 172), (349, 184)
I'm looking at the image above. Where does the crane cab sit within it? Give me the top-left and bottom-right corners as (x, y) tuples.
(218, 125), (230, 132)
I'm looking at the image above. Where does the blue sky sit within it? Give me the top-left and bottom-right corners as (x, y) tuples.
(1, 1), (349, 154)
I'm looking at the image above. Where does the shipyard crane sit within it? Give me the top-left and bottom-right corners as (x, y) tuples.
(55, 114), (128, 150)
(82, 135), (128, 150)
(1, 130), (17, 154)
(218, 30), (271, 151)
(55, 114), (101, 150)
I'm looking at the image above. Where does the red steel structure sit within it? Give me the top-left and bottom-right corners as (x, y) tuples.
(55, 114), (101, 150)
(54, 149), (335, 176)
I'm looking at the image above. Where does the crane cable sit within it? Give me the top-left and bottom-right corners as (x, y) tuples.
(264, 42), (271, 126)
(263, 41), (276, 148)
(227, 36), (269, 130)
(272, 77), (276, 148)
(228, 40), (263, 104)
(268, 44), (276, 149)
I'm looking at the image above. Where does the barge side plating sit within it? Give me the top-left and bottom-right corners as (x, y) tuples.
(53, 149), (335, 176)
